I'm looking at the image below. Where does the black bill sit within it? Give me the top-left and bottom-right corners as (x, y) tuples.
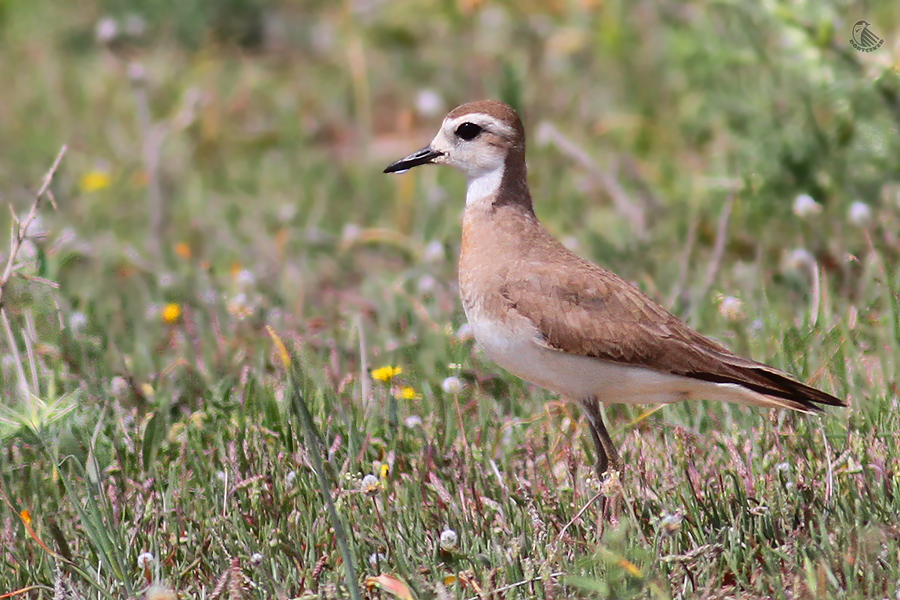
(383, 146), (443, 174)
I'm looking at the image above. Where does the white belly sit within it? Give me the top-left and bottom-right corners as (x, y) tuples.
(468, 313), (770, 407)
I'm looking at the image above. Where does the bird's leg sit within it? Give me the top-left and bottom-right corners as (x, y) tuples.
(580, 397), (620, 479)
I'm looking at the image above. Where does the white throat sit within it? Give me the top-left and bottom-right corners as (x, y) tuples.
(465, 165), (504, 206)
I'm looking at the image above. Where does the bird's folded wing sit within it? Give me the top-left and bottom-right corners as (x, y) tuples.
(498, 257), (844, 409)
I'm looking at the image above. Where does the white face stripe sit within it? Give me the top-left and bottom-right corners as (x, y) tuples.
(442, 113), (517, 139)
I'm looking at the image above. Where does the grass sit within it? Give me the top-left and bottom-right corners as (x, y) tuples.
(0, 0), (899, 598)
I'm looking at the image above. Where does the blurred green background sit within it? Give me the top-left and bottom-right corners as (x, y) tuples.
(1, 0), (899, 598)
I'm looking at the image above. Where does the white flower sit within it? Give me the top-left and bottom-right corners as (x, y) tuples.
(95, 16), (118, 44)
(403, 415), (422, 428)
(341, 224), (362, 245)
(456, 323), (474, 342)
(277, 204), (297, 222)
(284, 470), (297, 490)
(792, 194), (821, 218)
(441, 376), (464, 394)
(535, 122), (554, 148)
(422, 241), (444, 263)
(418, 275), (437, 294)
(137, 552), (155, 569)
(249, 552), (264, 566)
(145, 585), (177, 600)
(111, 376), (129, 400)
(361, 474), (380, 496)
(69, 312), (88, 332)
(235, 269), (255, 288)
(784, 248), (815, 272)
(439, 528), (458, 551)
(415, 89), (445, 118)
(368, 552), (388, 566)
(717, 296), (745, 321)
(848, 201), (872, 227)
(24, 216), (46, 238)
(127, 62), (146, 84)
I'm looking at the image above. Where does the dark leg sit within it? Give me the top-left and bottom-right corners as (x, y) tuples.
(580, 397), (621, 478)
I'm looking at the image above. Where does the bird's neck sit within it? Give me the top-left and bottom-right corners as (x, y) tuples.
(460, 159), (545, 313)
(461, 150), (543, 270)
(465, 150), (534, 214)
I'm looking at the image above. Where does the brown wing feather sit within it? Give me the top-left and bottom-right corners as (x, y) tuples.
(499, 243), (844, 411)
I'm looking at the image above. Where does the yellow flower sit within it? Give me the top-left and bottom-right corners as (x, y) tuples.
(379, 463), (389, 479)
(19, 510), (31, 526)
(162, 303), (182, 324)
(174, 242), (192, 259)
(79, 170), (111, 192)
(371, 366), (402, 382)
(395, 386), (419, 400)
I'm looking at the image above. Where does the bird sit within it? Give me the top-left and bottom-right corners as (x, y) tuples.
(383, 100), (844, 479)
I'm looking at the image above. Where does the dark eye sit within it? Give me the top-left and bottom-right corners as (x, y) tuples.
(455, 122), (483, 140)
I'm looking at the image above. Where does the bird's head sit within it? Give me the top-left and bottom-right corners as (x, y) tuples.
(384, 100), (525, 183)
